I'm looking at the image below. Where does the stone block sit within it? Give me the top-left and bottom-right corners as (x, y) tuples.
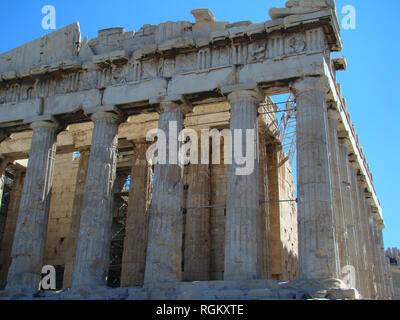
(286, 0), (334, 8)
(326, 288), (360, 300)
(269, 7), (320, 20)
(246, 289), (278, 300)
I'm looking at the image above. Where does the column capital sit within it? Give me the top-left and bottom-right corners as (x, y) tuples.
(25, 115), (59, 130)
(357, 176), (368, 189)
(31, 120), (59, 130)
(291, 76), (329, 95)
(377, 220), (385, 231)
(86, 105), (123, 122)
(349, 159), (359, 170)
(338, 137), (352, 148)
(365, 195), (375, 207)
(158, 101), (192, 115)
(91, 111), (120, 122)
(221, 83), (264, 104)
(327, 108), (340, 121)
(150, 95), (193, 115)
(227, 89), (262, 105)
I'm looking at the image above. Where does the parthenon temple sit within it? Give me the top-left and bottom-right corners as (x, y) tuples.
(0, 0), (395, 300)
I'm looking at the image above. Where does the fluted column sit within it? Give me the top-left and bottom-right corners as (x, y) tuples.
(327, 110), (348, 276)
(183, 140), (211, 281)
(366, 203), (379, 298)
(224, 89), (262, 281)
(370, 216), (385, 299)
(72, 111), (119, 288)
(357, 176), (377, 299)
(63, 149), (90, 289)
(376, 223), (390, 299)
(338, 137), (361, 290)
(6, 120), (58, 292)
(293, 77), (340, 280)
(144, 101), (189, 284)
(349, 163), (370, 297)
(120, 143), (152, 287)
(385, 256), (395, 299)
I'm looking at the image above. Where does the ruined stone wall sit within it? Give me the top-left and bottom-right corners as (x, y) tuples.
(277, 150), (298, 281)
(210, 150), (227, 281)
(44, 152), (79, 267)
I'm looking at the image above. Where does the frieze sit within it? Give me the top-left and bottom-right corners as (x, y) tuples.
(0, 23), (328, 105)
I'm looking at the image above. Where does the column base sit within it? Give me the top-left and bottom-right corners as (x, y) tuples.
(0, 278), (362, 300)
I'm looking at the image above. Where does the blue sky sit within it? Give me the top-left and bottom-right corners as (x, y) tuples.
(0, 1), (399, 249)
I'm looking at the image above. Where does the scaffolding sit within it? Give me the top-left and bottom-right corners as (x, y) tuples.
(278, 93), (297, 166)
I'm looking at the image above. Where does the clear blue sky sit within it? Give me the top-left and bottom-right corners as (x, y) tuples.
(0, 1), (399, 249)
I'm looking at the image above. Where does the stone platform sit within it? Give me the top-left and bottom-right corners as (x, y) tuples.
(0, 279), (360, 300)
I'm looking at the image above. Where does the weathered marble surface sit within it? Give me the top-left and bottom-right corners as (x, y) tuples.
(0, 278), (359, 301)
(224, 89), (262, 281)
(0, 1), (389, 300)
(72, 112), (119, 288)
(6, 121), (58, 293)
(293, 77), (340, 280)
(120, 143), (152, 287)
(144, 102), (189, 284)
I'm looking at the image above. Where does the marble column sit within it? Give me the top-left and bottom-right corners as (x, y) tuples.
(377, 223), (390, 299)
(72, 112), (119, 288)
(371, 216), (385, 299)
(183, 141), (211, 281)
(357, 177), (377, 299)
(144, 101), (189, 284)
(63, 149), (90, 289)
(385, 256), (395, 299)
(224, 89), (262, 281)
(210, 140), (228, 280)
(120, 143), (152, 287)
(0, 165), (25, 289)
(327, 110), (348, 276)
(365, 201), (379, 298)
(338, 137), (361, 290)
(6, 120), (58, 292)
(293, 77), (340, 280)
(349, 164), (370, 297)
